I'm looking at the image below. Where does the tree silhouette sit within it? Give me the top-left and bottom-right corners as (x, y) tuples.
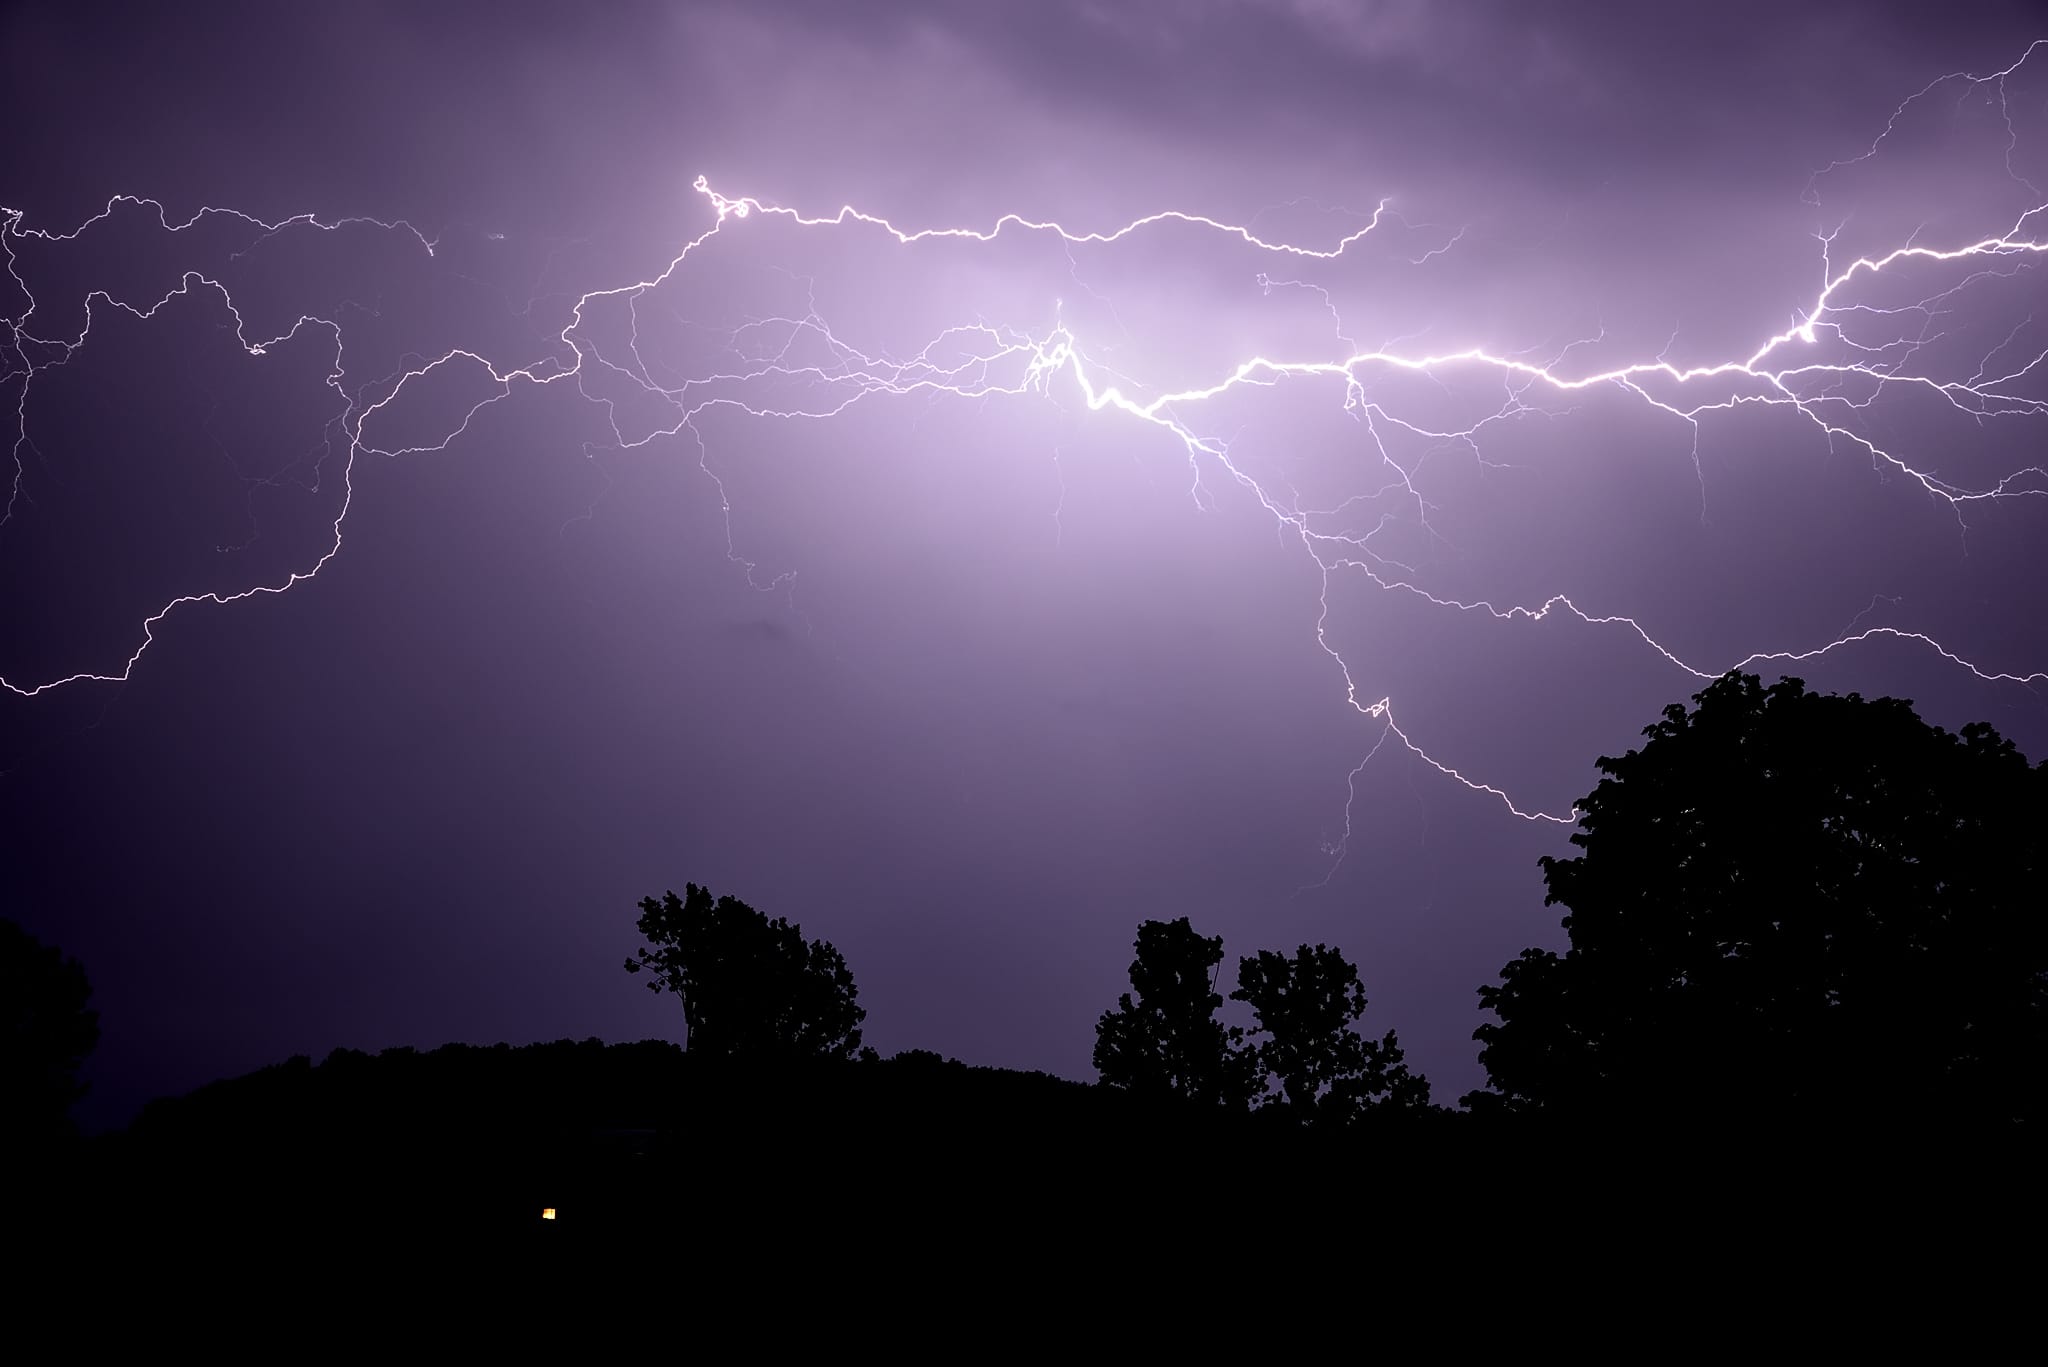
(1232, 944), (1429, 1123)
(1470, 673), (2048, 1125)
(1093, 917), (1251, 1105)
(626, 885), (865, 1061)
(1, 919), (99, 1145)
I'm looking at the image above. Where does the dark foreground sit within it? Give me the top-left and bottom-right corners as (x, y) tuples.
(15, 1040), (2041, 1321)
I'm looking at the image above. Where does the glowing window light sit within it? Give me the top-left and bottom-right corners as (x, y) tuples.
(541, 1208), (557, 1221)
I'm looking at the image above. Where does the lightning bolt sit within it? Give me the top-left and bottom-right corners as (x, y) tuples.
(6, 41), (2048, 866)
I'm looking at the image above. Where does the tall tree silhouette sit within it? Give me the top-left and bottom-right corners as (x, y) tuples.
(1, 919), (99, 1145)
(626, 885), (865, 1061)
(1470, 673), (2047, 1125)
(1233, 944), (1429, 1122)
(1094, 917), (1250, 1105)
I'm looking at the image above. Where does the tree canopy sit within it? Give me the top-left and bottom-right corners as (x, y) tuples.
(1093, 917), (1250, 1106)
(626, 885), (865, 1061)
(1233, 944), (1429, 1122)
(1471, 672), (2048, 1126)
(1095, 918), (1427, 1120)
(1, 918), (99, 1145)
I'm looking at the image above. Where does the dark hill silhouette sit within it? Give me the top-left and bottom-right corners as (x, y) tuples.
(50, 1038), (1466, 1263)
(19, 678), (2044, 1300)
(21, 1035), (2036, 1319)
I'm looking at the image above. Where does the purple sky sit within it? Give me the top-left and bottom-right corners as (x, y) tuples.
(7, 2), (2048, 1129)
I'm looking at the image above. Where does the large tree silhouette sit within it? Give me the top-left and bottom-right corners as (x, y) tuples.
(1, 919), (99, 1145)
(626, 885), (865, 1061)
(1232, 944), (1429, 1123)
(1470, 673), (2047, 1125)
(1093, 917), (1250, 1106)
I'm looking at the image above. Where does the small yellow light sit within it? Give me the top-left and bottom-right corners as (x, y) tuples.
(541, 1207), (557, 1221)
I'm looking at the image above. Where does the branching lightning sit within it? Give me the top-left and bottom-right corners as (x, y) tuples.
(6, 42), (2048, 858)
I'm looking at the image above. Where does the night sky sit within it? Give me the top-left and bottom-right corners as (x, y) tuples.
(7, 1), (2047, 1130)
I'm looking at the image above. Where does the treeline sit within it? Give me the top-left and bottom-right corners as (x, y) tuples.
(7, 669), (2043, 1173)
(620, 672), (2048, 1132)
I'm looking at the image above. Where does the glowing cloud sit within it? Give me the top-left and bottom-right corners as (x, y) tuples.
(5, 37), (2047, 862)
